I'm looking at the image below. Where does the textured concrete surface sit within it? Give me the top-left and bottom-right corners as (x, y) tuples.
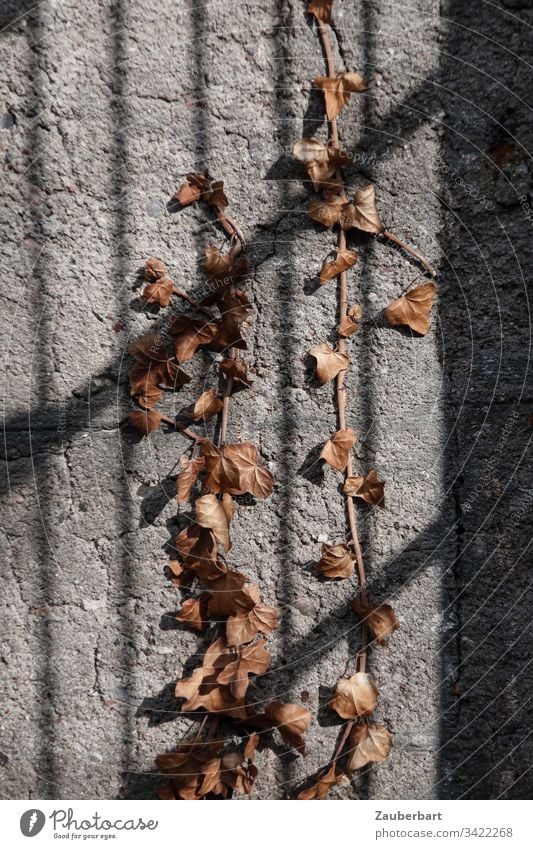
(0, 0), (531, 800)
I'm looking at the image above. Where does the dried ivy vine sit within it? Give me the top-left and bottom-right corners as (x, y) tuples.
(128, 176), (311, 799)
(292, 0), (437, 799)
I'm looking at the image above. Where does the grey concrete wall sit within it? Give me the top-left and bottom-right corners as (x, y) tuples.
(0, 0), (531, 799)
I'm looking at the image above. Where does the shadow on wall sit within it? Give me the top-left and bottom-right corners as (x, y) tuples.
(2, 0), (531, 800)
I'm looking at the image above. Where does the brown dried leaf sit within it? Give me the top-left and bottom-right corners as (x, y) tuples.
(309, 342), (350, 384)
(226, 585), (279, 646)
(206, 570), (249, 618)
(308, 194), (344, 228)
(142, 275), (173, 307)
(191, 388), (224, 422)
(200, 440), (242, 494)
(129, 409), (161, 435)
(350, 599), (400, 645)
(293, 138), (349, 192)
(298, 763), (345, 800)
(340, 184), (384, 234)
(316, 542), (355, 579)
(330, 672), (379, 719)
(314, 72), (367, 121)
(156, 740), (224, 800)
(222, 442), (275, 499)
(145, 256), (168, 281)
(175, 524), (218, 572)
(346, 723), (392, 773)
(167, 314), (220, 363)
(195, 493), (234, 552)
(216, 639), (271, 700)
(176, 594), (209, 631)
(307, 0), (333, 24)
(320, 427), (357, 472)
(204, 247), (249, 281)
(384, 282), (437, 336)
(129, 371), (163, 410)
(343, 469), (385, 506)
(264, 700), (311, 754)
(219, 357), (254, 387)
(319, 249), (358, 284)
(175, 173), (228, 209)
(214, 290), (253, 351)
(167, 560), (194, 589)
(339, 303), (362, 337)
(176, 456), (205, 503)
(175, 637), (245, 714)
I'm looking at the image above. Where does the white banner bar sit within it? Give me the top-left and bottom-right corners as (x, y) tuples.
(1, 800), (529, 849)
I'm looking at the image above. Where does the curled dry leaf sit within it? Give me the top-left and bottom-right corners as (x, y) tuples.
(129, 409), (162, 435)
(384, 282), (437, 336)
(316, 542), (355, 579)
(200, 440), (275, 499)
(340, 184), (384, 234)
(339, 303), (362, 337)
(226, 585), (279, 646)
(346, 723), (392, 773)
(142, 275), (174, 307)
(298, 763), (346, 800)
(195, 493), (234, 552)
(129, 333), (191, 393)
(191, 388), (224, 422)
(330, 672), (379, 719)
(167, 559), (194, 589)
(350, 599), (400, 645)
(319, 248), (358, 284)
(219, 357), (254, 387)
(175, 524), (218, 573)
(307, 0), (333, 24)
(156, 740), (224, 800)
(176, 456), (205, 503)
(216, 639), (271, 700)
(343, 469), (385, 506)
(204, 246), (249, 281)
(314, 72), (367, 121)
(168, 314), (219, 363)
(206, 570), (249, 618)
(264, 700), (311, 755)
(175, 173), (228, 209)
(145, 256), (168, 281)
(176, 594), (209, 631)
(293, 138), (349, 191)
(309, 343), (350, 384)
(320, 427), (357, 472)
(308, 194), (344, 228)
(214, 289), (253, 350)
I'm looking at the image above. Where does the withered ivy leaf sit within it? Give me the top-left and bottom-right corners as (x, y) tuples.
(339, 303), (362, 337)
(200, 440), (241, 494)
(330, 672), (379, 719)
(156, 740), (224, 800)
(204, 246), (249, 281)
(129, 368), (163, 410)
(309, 342), (350, 384)
(129, 408), (161, 435)
(219, 357), (254, 387)
(298, 763), (346, 800)
(142, 275), (173, 307)
(293, 138), (349, 192)
(350, 599), (400, 645)
(206, 570), (249, 618)
(320, 248), (358, 284)
(384, 282), (437, 336)
(308, 194), (344, 228)
(214, 289), (253, 350)
(195, 492), (234, 552)
(176, 456), (206, 503)
(340, 184), (384, 234)
(316, 542), (355, 579)
(168, 314), (220, 363)
(167, 560), (194, 589)
(226, 585), (279, 646)
(307, 0), (333, 24)
(223, 442), (275, 499)
(346, 723), (392, 774)
(176, 594), (209, 631)
(314, 72), (367, 121)
(191, 388), (224, 422)
(145, 256), (168, 281)
(320, 427), (357, 472)
(343, 469), (385, 506)
(264, 700), (311, 755)
(175, 524), (218, 572)
(175, 173), (228, 208)
(216, 639), (271, 700)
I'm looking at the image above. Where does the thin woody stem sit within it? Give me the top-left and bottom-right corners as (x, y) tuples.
(381, 229), (437, 278)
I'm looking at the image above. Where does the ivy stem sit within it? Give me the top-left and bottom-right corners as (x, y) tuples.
(316, 14), (369, 677)
(381, 229), (437, 278)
